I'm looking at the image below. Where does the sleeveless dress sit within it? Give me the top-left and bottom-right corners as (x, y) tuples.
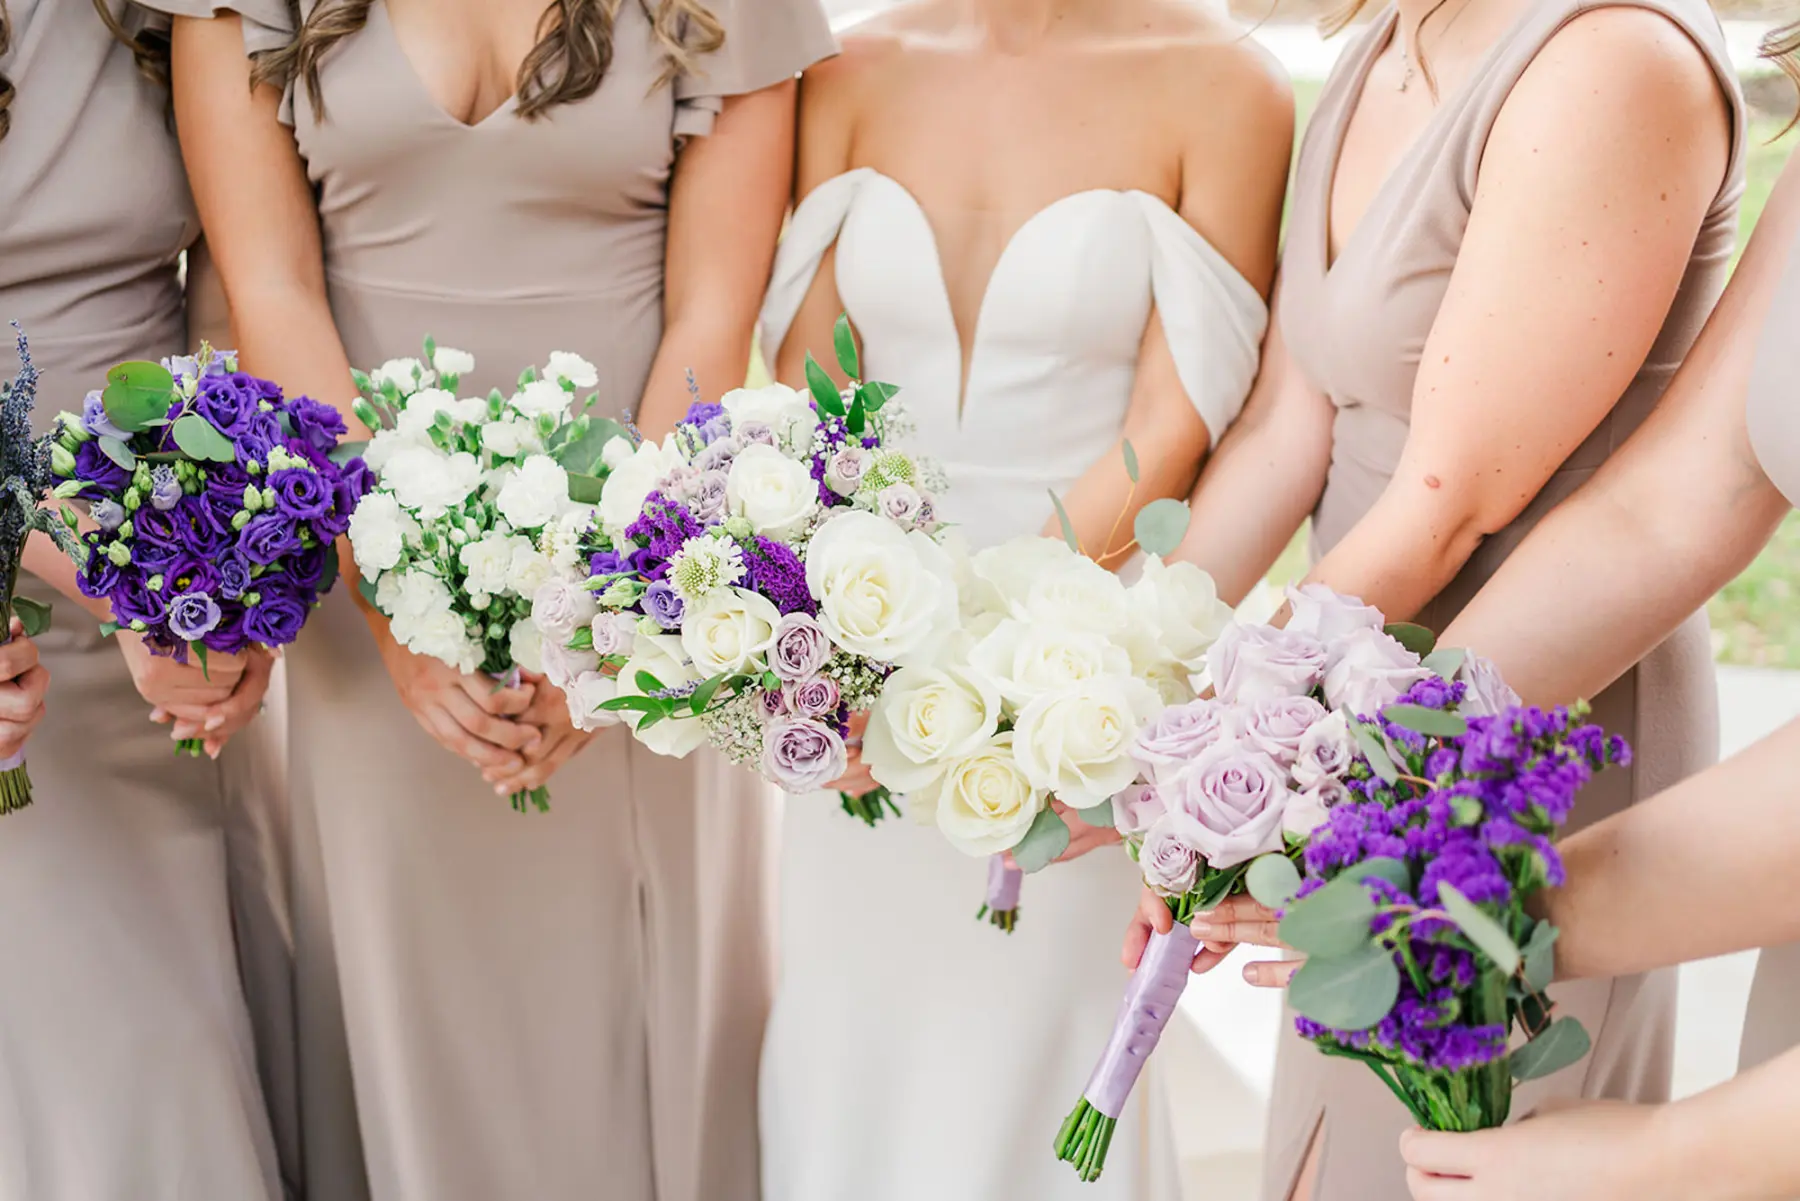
(0, 3), (285, 1199)
(1266, 3), (1743, 1198)
(757, 169), (1268, 1201)
(1740, 201), (1800, 1074)
(146, 3), (836, 1200)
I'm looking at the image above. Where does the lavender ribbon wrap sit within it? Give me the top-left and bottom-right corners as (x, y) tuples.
(0, 751), (22, 772)
(1082, 925), (1199, 1118)
(986, 854), (1022, 911)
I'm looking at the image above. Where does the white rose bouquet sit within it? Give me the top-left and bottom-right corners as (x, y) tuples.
(862, 444), (1238, 932)
(1054, 583), (1522, 1183)
(562, 317), (955, 825)
(345, 339), (626, 813)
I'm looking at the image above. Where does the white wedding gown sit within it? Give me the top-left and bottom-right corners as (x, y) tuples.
(756, 168), (1268, 1201)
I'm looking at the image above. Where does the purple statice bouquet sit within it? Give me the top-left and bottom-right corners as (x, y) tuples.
(569, 317), (953, 825)
(48, 347), (370, 754)
(0, 327), (85, 813)
(1275, 676), (1628, 1134)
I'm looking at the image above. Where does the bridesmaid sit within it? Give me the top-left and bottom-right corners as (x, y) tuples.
(0, 3), (285, 1198)
(1159, 0), (1744, 1196)
(159, 2), (835, 1199)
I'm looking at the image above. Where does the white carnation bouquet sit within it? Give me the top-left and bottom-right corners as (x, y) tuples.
(345, 340), (631, 813)
(558, 318), (956, 825)
(860, 445), (1238, 930)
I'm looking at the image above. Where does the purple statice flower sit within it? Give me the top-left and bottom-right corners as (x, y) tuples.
(741, 536), (814, 616)
(81, 390), (126, 440)
(642, 581), (685, 630)
(166, 592), (223, 642)
(148, 465), (183, 511)
(624, 493), (703, 580)
(1397, 675), (1464, 712)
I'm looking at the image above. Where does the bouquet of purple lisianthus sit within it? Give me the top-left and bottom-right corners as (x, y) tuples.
(1275, 679), (1627, 1133)
(47, 346), (371, 755)
(0, 326), (85, 813)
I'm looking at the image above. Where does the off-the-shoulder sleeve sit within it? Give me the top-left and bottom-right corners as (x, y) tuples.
(673, 0), (838, 139)
(757, 168), (874, 366)
(1131, 194), (1269, 447)
(135, 0), (298, 118)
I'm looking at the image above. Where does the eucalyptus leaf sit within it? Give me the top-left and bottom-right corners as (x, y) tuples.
(171, 414), (237, 463)
(566, 473), (605, 505)
(1346, 857), (1413, 893)
(1122, 439), (1140, 484)
(1012, 807), (1071, 874)
(1049, 490), (1080, 552)
(1352, 721), (1401, 783)
(833, 313), (860, 380)
(1421, 647), (1467, 680)
(1289, 944), (1400, 1032)
(11, 596), (52, 638)
(98, 436), (138, 473)
(1384, 622), (1437, 657)
(1383, 703), (1468, 739)
(1522, 922), (1560, 993)
(1076, 799), (1114, 829)
(552, 417), (631, 477)
(101, 361), (175, 432)
(329, 439), (369, 466)
(1437, 883), (1521, 976)
(1509, 1017), (1592, 1082)
(1134, 498), (1191, 558)
(1246, 853), (1304, 910)
(804, 353), (845, 417)
(1279, 873), (1378, 958)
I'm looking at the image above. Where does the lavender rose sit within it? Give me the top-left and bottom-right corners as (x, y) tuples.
(877, 482), (923, 526)
(166, 592), (223, 642)
(1139, 812), (1208, 895)
(1322, 626), (1432, 718)
(736, 422), (777, 448)
(589, 612), (637, 658)
(1284, 583), (1384, 643)
(1292, 712), (1353, 790)
(785, 676), (840, 719)
(1241, 695), (1328, 767)
(761, 717), (848, 793)
(1113, 782), (1167, 838)
(269, 467), (332, 522)
(1282, 777), (1349, 840)
(757, 688), (790, 721)
(824, 446), (869, 496)
(1205, 623), (1328, 706)
(691, 470), (730, 523)
(530, 578), (598, 643)
(769, 612), (831, 682)
(1168, 744), (1289, 869)
(1132, 697), (1237, 785)
(1455, 653), (1521, 718)
(642, 581), (685, 630)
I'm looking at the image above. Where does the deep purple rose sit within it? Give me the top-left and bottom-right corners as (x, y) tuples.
(218, 554), (252, 601)
(243, 584), (310, 646)
(288, 541), (331, 590)
(78, 538), (123, 599)
(165, 557), (221, 599)
(285, 395), (348, 454)
(323, 458), (372, 537)
(166, 591), (223, 642)
(73, 439), (130, 494)
(233, 411), (284, 466)
(643, 581), (685, 630)
(172, 495), (231, 557)
(196, 372), (278, 439)
(268, 467), (332, 522)
(207, 602), (253, 655)
(238, 513), (303, 565)
(112, 575), (167, 628)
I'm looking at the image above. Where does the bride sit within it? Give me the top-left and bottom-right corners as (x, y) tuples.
(756, 1), (1291, 1197)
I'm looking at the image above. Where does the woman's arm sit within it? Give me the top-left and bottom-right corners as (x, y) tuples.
(633, 81), (801, 440)
(1052, 43), (1293, 562)
(1401, 1046), (1800, 1201)
(168, 15), (538, 777)
(1439, 162), (1800, 705)
(1306, 10), (1733, 622)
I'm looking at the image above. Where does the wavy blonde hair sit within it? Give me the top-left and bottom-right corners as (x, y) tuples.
(252, 0), (724, 122)
(1763, 20), (1800, 135)
(0, 0), (169, 143)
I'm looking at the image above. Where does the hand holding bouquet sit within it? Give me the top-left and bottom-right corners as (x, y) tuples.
(346, 341), (622, 813)
(569, 317), (952, 824)
(0, 327), (84, 812)
(47, 344), (369, 759)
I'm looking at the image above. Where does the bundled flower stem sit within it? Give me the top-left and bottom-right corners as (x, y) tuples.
(975, 853), (1024, 931)
(0, 326), (86, 812)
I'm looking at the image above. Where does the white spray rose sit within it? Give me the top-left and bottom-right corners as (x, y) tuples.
(511, 378), (572, 422)
(1011, 675), (1162, 808)
(804, 510), (960, 667)
(370, 357), (431, 394)
(565, 671), (624, 732)
(495, 454), (570, 530)
(459, 532), (529, 598)
(966, 618), (1133, 707)
(481, 417), (533, 460)
(506, 545), (555, 597)
(509, 620), (546, 674)
(394, 387), (459, 440)
(598, 438), (685, 537)
(347, 490), (418, 574)
(543, 351), (599, 390)
(382, 446), (483, 519)
(431, 346), (475, 379)
(861, 663), (1003, 795)
(933, 734), (1047, 857)
(680, 588), (782, 678)
(725, 443), (819, 539)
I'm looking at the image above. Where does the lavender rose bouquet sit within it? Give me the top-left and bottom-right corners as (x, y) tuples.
(47, 345), (369, 757)
(569, 317), (954, 825)
(1275, 681), (1626, 1134)
(1055, 585), (1521, 1181)
(0, 327), (85, 813)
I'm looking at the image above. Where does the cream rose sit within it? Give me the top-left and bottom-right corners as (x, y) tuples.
(932, 734), (1047, 857)
(725, 443), (820, 539)
(1018, 553), (1133, 640)
(804, 510), (959, 667)
(616, 634), (706, 758)
(720, 382), (819, 448)
(967, 537), (1074, 617)
(1129, 556), (1236, 670)
(1011, 675), (1162, 808)
(679, 588), (781, 679)
(597, 438), (684, 538)
(862, 663), (1003, 795)
(966, 618), (1133, 707)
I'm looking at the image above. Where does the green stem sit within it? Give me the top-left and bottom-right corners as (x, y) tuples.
(0, 764), (32, 815)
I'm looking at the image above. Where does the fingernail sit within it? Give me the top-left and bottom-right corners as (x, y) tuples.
(1190, 921), (1215, 938)
(205, 716), (224, 731)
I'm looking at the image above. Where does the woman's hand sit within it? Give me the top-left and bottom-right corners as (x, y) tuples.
(0, 621), (50, 760)
(1049, 799), (1124, 863)
(375, 629), (540, 776)
(120, 631), (244, 712)
(1190, 894), (1305, 988)
(1120, 886), (1235, 976)
(1401, 1099), (1672, 1201)
(485, 669), (594, 798)
(153, 647), (278, 759)
(825, 709), (879, 795)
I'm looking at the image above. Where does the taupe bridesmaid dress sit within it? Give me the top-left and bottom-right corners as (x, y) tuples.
(0, 2), (284, 1199)
(150, 3), (836, 1199)
(1265, 2), (1743, 1197)
(1740, 214), (1800, 1074)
